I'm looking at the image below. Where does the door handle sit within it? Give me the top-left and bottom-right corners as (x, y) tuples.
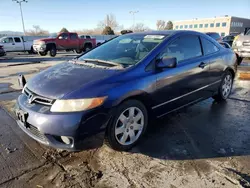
(199, 62), (207, 69)
(12, 43), (15, 45)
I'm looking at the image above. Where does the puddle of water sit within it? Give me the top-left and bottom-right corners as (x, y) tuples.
(0, 91), (20, 101)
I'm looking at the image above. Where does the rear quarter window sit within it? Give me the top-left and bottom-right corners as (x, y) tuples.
(201, 37), (219, 55)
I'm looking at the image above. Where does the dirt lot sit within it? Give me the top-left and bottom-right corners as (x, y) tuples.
(0, 53), (250, 188)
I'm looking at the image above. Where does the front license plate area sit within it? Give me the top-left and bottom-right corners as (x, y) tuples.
(16, 109), (29, 128)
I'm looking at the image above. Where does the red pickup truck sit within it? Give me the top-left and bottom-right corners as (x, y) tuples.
(33, 32), (96, 57)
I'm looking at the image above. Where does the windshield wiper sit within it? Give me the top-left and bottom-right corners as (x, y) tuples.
(82, 58), (123, 67)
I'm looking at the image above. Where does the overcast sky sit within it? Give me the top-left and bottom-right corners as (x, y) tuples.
(0, 0), (250, 32)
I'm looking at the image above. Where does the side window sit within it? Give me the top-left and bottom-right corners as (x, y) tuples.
(59, 33), (68, 40)
(70, 33), (77, 40)
(3, 37), (13, 43)
(14, 37), (21, 43)
(159, 35), (202, 62)
(201, 37), (219, 55)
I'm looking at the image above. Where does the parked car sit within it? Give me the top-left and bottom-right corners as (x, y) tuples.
(33, 32), (96, 57)
(15, 30), (237, 151)
(0, 36), (34, 54)
(219, 41), (231, 49)
(219, 41), (242, 64)
(232, 29), (250, 64)
(80, 35), (117, 46)
(223, 35), (235, 46)
(79, 35), (104, 46)
(0, 45), (6, 57)
(205, 32), (222, 42)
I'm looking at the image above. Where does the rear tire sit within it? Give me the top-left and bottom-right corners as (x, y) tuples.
(106, 100), (148, 151)
(75, 49), (82, 54)
(84, 44), (92, 52)
(49, 46), (57, 57)
(28, 47), (35, 54)
(38, 51), (47, 56)
(213, 71), (233, 102)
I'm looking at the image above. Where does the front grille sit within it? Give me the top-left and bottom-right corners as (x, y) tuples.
(23, 87), (53, 106)
(26, 123), (47, 141)
(243, 42), (250, 46)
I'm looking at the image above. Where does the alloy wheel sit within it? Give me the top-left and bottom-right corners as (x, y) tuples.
(115, 107), (144, 146)
(222, 74), (232, 98)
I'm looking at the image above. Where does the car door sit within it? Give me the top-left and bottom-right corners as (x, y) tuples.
(152, 34), (212, 117)
(69, 33), (79, 49)
(1, 37), (14, 51)
(56, 33), (69, 50)
(13, 37), (23, 51)
(200, 36), (223, 90)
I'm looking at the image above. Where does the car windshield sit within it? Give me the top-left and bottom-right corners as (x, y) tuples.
(246, 30), (250, 35)
(78, 34), (167, 67)
(0, 37), (6, 43)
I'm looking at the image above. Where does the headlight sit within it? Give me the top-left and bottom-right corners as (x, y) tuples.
(50, 97), (107, 112)
(236, 41), (242, 46)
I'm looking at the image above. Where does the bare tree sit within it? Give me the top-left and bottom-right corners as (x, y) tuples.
(98, 14), (119, 30)
(156, 20), (166, 30)
(26, 25), (49, 36)
(132, 23), (150, 32)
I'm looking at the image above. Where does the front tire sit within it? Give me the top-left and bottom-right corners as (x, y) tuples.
(106, 100), (148, 151)
(28, 47), (35, 54)
(49, 46), (57, 57)
(213, 71), (233, 102)
(237, 56), (243, 65)
(38, 51), (47, 56)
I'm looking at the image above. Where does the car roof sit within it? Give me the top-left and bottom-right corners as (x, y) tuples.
(205, 32), (220, 35)
(126, 30), (203, 36)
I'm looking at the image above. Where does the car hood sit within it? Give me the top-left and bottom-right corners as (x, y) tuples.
(235, 35), (250, 42)
(26, 62), (121, 99)
(34, 38), (55, 44)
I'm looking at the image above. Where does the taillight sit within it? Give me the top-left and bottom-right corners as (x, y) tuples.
(0, 46), (3, 49)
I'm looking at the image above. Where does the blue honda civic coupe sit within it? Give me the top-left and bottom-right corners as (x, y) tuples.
(15, 30), (237, 151)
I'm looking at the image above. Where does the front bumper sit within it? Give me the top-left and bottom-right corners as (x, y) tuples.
(33, 44), (46, 53)
(15, 94), (111, 151)
(233, 46), (250, 58)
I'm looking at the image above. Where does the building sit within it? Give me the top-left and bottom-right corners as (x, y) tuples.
(173, 16), (250, 36)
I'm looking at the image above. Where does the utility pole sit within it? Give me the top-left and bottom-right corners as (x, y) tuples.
(129, 11), (139, 31)
(13, 0), (28, 35)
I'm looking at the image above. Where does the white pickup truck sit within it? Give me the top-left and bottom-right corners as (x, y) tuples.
(0, 36), (34, 54)
(79, 35), (117, 46)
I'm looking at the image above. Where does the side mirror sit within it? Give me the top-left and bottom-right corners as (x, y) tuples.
(58, 36), (63, 40)
(157, 56), (177, 69)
